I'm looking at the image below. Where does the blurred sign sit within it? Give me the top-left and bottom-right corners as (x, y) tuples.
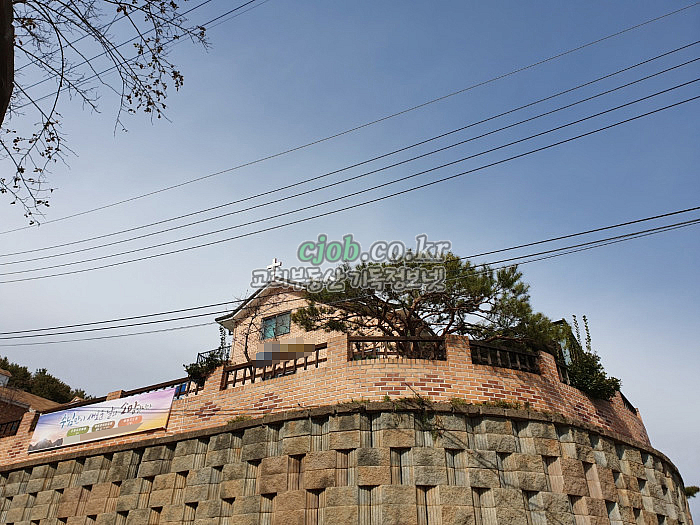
(28, 388), (176, 452)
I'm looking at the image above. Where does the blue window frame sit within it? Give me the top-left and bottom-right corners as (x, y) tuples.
(261, 312), (291, 339)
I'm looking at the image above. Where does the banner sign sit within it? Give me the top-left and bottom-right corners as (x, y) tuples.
(28, 388), (176, 453)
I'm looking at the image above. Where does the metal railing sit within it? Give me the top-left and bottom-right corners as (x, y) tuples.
(0, 418), (21, 437)
(221, 343), (328, 390)
(348, 337), (446, 361)
(469, 341), (540, 374)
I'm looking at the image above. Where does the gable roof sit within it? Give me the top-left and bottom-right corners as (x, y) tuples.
(0, 385), (62, 413)
(215, 279), (305, 332)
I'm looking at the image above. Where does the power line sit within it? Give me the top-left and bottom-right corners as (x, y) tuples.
(2, 3), (696, 235)
(0, 321), (215, 347)
(2, 81), (697, 279)
(1, 94), (697, 283)
(1, 215), (698, 346)
(4, 46), (697, 260)
(1, 203), (697, 336)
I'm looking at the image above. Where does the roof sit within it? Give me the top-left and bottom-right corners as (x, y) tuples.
(0, 385), (62, 412)
(0, 368), (11, 377)
(215, 279), (306, 331)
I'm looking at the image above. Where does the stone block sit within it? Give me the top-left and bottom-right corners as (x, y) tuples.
(439, 486), (472, 506)
(382, 504), (418, 525)
(329, 430), (361, 449)
(517, 472), (548, 491)
(115, 493), (140, 512)
(241, 442), (268, 461)
(148, 488), (174, 507)
(187, 467), (216, 486)
(275, 490), (306, 511)
(493, 488), (525, 509)
(232, 494), (261, 515)
(49, 475), (72, 490)
(501, 453), (543, 473)
(242, 426), (268, 445)
(357, 466), (391, 486)
(208, 432), (233, 450)
(136, 461), (164, 478)
(195, 499), (222, 518)
(4, 507), (26, 523)
(468, 468), (500, 488)
(442, 505), (476, 525)
(222, 462), (247, 481)
(260, 455), (288, 476)
(281, 419), (311, 439)
(540, 492), (570, 513)
(562, 475), (589, 496)
(305, 450), (337, 471)
(561, 458), (585, 478)
(532, 438), (561, 457)
(466, 450), (498, 470)
(413, 447), (446, 467)
(437, 430), (470, 449)
(183, 484), (209, 503)
(304, 469), (336, 489)
(10, 492), (32, 508)
(26, 477), (49, 493)
(481, 433), (518, 453)
(282, 436), (311, 455)
(56, 461), (79, 476)
(476, 417), (511, 434)
(143, 445), (169, 462)
(36, 489), (56, 506)
(153, 472), (177, 491)
(414, 466), (448, 486)
(170, 454), (196, 473)
(382, 428), (415, 447)
(96, 512), (118, 525)
(78, 468), (104, 486)
(205, 449), (231, 467)
(29, 504), (50, 521)
(273, 509), (305, 525)
(219, 479), (245, 499)
(495, 506), (529, 525)
(258, 473), (287, 494)
(174, 439), (199, 456)
(357, 447), (390, 467)
(326, 485), (359, 507)
(585, 497), (607, 516)
(324, 506), (358, 523)
(125, 508), (151, 525)
(381, 485), (416, 505)
(329, 413), (361, 432)
(119, 478), (143, 496)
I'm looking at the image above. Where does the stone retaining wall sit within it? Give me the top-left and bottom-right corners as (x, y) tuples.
(0, 404), (692, 525)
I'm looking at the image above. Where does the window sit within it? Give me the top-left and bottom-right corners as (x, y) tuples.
(261, 312), (291, 339)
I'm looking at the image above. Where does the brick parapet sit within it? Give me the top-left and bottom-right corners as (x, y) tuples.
(0, 334), (649, 468)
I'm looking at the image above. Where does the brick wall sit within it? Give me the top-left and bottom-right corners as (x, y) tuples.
(0, 334), (649, 469)
(0, 405), (693, 525)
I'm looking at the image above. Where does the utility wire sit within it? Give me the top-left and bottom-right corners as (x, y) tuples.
(1, 81), (697, 279)
(2, 203), (698, 336)
(4, 46), (697, 260)
(2, 3), (696, 235)
(2, 216), (698, 346)
(1, 94), (697, 283)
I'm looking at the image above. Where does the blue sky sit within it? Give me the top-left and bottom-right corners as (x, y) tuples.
(0, 1), (698, 508)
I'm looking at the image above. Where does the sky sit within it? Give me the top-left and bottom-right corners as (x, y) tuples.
(0, 0), (698, 510)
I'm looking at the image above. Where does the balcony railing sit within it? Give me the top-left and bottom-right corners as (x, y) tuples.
(0, 418), (21, 437)
(220, 343), (328, 389)
(348, 337), (446, 361)
(469, 341), (540, 374)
